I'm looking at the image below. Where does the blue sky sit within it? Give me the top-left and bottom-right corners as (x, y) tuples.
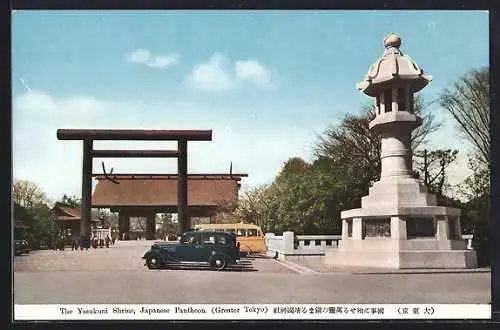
(12, 10), (489, 202)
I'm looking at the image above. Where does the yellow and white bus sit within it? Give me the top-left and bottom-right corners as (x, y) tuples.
(194, 223), (266, 255)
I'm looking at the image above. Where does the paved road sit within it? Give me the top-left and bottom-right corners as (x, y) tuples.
(14, 241), (491, 304)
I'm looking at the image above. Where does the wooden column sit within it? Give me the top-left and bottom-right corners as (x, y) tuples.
(123, 215), (130, 240)
(146, 213), (156, 240)
(118, 212), (131, 240)
(178, 139), (189, 234)
(80, 139), (93, 247)
(118, 212), (125, 240)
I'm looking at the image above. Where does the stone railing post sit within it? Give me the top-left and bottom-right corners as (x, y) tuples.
(282, 231), (295, 255)
(265, 233), (275, 250)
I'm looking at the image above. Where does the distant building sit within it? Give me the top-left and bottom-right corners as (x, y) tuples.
(51, 202), (99, 237)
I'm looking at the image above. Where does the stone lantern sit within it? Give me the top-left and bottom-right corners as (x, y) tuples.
(324, 33), (477, 269)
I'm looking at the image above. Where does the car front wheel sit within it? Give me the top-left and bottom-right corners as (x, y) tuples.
(146, 254), (163, 270)
(211, 256), (227, 271)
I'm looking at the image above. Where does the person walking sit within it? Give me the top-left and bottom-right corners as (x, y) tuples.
(71, 236), (78, 251)
(84, 234), (90, 251)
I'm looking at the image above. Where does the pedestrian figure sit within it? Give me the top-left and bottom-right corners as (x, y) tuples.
(105, 235), (110, 248)
(112, 236), (116, 245)
(85, 234), (90, 251)
(71, 236), (78, 251)
(59, 235), (65, 251)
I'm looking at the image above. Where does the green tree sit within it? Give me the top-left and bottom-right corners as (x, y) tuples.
(233, 185), (271, 225)
(60, 194), (80, 208)
(12, 181), (58, 248)
(439, 67), (490, 266)
(13, 180), (47, 209)
(251, 157), (345, 235)
(13, 201), (58, 249)
(157, 213), (178, 236)
(439, 67), (489, 167)
(413, 148), (459, 202)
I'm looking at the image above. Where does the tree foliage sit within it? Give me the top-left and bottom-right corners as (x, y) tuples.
(439, 67), (490, 167)
(157, 213), (178, 236)
(60, 194), (81, 208)
(413, 148), (459, 201)
(13, 181), (58, 248)
(13, 180), (47, 209)
(439, 67), (490, 265)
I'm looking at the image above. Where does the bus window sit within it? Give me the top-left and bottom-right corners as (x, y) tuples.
(236, 229), (247, 237)
(247, 229), (258, 237)
(225, 229), (235, 234)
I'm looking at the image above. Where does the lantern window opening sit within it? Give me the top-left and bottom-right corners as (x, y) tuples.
(409, 93), (415, 114)
(376, 96), (381, 115)
(397, 88), (406, 113)
(383, 89), (392, 113)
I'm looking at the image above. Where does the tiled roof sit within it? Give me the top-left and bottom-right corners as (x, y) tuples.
(53, 202), (81, 221)
(92, 175), (242, 207)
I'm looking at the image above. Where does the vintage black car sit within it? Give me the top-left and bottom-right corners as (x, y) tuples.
(142, 231), (240, 271)
(14, 239), (31, 255)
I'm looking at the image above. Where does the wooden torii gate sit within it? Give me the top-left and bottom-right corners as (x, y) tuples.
(57, 129), (212, 247)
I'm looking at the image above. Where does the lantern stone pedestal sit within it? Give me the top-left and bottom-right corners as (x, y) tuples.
(324, 33), (477, 269)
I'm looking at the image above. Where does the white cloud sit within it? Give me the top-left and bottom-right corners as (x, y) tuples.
(185, 54), (234, 91)
(235, 59), (272, 86)
(12, 90), (311, 203)
(185, 53), (274, 91)
(126, 48), (179, 69)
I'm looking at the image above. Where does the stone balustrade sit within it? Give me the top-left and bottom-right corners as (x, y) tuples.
(265, 231), (474, 260)
(265, 232), (341, 260)
(296, 235), (341, 250)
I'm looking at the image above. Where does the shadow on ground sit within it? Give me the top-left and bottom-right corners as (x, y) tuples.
(149, 253), (273, 272)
